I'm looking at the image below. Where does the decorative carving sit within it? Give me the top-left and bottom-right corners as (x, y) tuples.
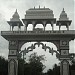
(19, 45), (34, 59)
(61, 50), (69, 55)
(9, 50), (17, 55)
(9, 41), (17, 46)
(19, 42), (60, 59)
(34, 42), (44, 48)
(60, 40), (69, 46)
(9, 41), (18, 50)
(43, 44), (60, 56)
(62, 41), (67, 45)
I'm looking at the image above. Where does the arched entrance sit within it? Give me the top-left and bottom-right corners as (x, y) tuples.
(19, 42), (60, 74)
(20, 42), (59, 59)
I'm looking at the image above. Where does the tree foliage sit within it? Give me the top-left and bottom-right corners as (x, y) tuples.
(46, 64), (60, 75)
(24, 53), (45, 75)
(18, 58), (25, 75)
(0, 54), (75, 75)
(0, 56), (8, 75)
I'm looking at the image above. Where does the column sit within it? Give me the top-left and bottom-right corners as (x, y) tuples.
(67, 26), (69, 30)
(24, 22), (27, 31)
(20, 26), (21, 31)
(12, 26), (14, 31)
(43, 21), (46, 31)
(26, 25), (28, 32)
(60, 40), (70, 75)
(66, 23), (69, 30)
(59, 26), (61, 31)
(18, 23), (20, 31)
(51, 21), (54, 31)
(8, 40), (18, 75)
(10, 25), (11, 31)
(24, 25), (26, 31)
(10, 24), (12, 31)
(32, 21), (35, 31)
(59, 23), (61, 31)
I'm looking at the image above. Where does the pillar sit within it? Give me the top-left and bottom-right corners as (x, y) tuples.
(32, 21), (35, 31)
(12, 26), (14, 31)
(8, 40), (18, 75)
(24, 22), (27, 31)
(10, 25), (11, 31)
(26, 25), (27, 31)
(60, 60), (69, 75)
(43, 21), (46, 31)
(59, 26), (61, 31)
(59, 23), (61, 31)
(10, 24), (12, 31)
(24, 25), (27, 31)
(66, 23), (69, 30)
(51, 21), (54, 31)
(60, 39), (70, 75)
(18, 23), (21, 31)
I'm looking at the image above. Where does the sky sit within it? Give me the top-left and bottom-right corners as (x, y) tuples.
(0, 0), (75, 72)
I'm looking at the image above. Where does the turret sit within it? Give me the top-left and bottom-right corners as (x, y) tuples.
(56, 8), (72, 30)
(7, 9), (23, 31)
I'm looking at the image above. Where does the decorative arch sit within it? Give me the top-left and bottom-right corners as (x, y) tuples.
(19, 42), (60, 59)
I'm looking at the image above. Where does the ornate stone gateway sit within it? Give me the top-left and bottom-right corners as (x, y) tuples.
(1, 7), (75, 75)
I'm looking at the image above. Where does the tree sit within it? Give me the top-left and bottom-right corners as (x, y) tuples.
(18, 58), (25, 75)
(46, 64), (60, 75)
(47, 69), (53, 75)
(0, 56), (8, 75)
(53, 64), (60, 75)
(24, 53), (45, 75)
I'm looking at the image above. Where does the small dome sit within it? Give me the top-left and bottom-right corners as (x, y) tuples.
(13, 9), (19, 18)
(10, 9), (20, 21)
(59, 8), (69, 21)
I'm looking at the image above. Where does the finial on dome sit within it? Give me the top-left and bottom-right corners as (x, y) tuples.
(63, 8), (64, 11)
(62, 8), (65, 12)
(15, 9), (18, 13)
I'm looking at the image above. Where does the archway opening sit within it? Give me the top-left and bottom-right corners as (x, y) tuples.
(35, 24), (44, 30)
(27, 24), (33, 31)
(20, 42), (60, 73)
(60, 26), (67, 30)
(45, 24), (52, 31)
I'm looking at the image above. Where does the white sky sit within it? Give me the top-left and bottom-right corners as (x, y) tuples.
(0, 0), (75, 72)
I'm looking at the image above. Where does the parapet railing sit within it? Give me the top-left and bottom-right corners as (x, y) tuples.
(1, 30), (75, 35)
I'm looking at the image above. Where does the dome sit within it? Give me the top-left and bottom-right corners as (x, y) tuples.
(10, 9), (20, 21)
(25, 7), (54, 19)
(59, 8), (69, 21)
